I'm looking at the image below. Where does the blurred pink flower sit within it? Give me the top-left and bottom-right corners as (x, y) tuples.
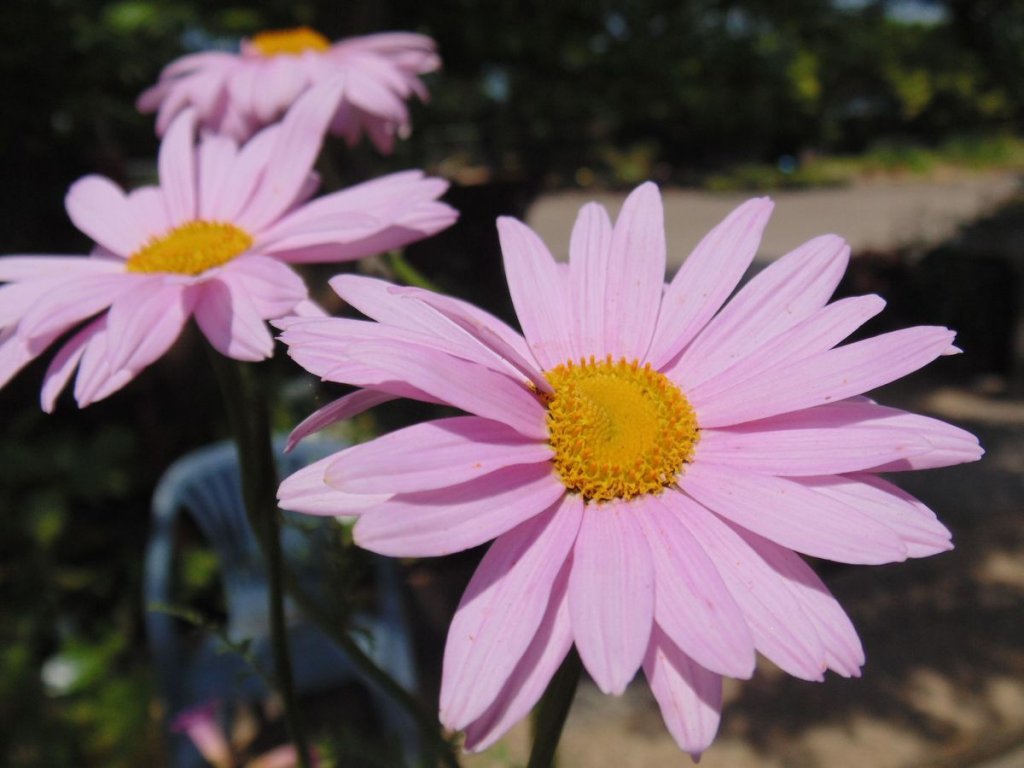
(277, 182), (982, 757)
(171, 700), (232, 768)
(138, 28), (439, 152)
(0, 82), (456, 411)
(172, 700), (314, 768)
(246, 745), (307, 768)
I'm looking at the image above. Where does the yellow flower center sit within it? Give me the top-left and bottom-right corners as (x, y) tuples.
(543, 356), (699, 504)
(249, 27), (331, 57)
(125, 221), (253, 275)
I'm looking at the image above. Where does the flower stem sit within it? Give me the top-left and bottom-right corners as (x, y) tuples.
(207, 351), (312, 768)
(386, 250), (443, 292)
(286, 583), (462, 768)
(527, 649), (582, 768)
(208, 349), (460, 768)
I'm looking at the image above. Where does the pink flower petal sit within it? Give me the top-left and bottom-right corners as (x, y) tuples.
(849, 406), (983, 471)
(248, 745), (302, 768)
(569, 501), (655, 694)
(330, 272), (445, 324)
(277, 315), (461, 360)
(696, 401), (938, 476)
(149, 79), (196, 136)
(104, 280), (193, 374)
(339, 339), (548, 440)
(344, 55), (411, 115)
(688, 294), (886, 409)
(17, 273), (139, 340)
(680, 462), (908, 564)
(331, 274), (532, 368)
(127, 186), (171, 236)
(196, 134), (240, 220)
(252, 58), (307, 123)
(65, 175), (147, 257)
(237, 80), (344, 231)
(171, 701), (232, 768)
(279, 338), (444, 399)
(667, 234), (849, 389)
(462, 562), (574, 752)
(0, 279), (64, 329)
(257, 209), (386, 254)
(644, 627), (723, 758)
(219, 103), (258, 145)
(40, 318), (104, 411)
(673, 494), (827, 680)
(391, 285), (549, 391)
(0, 327), (61, 390)
(635, 493), (756, 678)
(157, 110), (198, 226)
(278, 319), (503, 397)
(440, 497), (582, 729)
(736, 526), (865, 676)
(353, 463), (565, 557)
(225, 61), (259, 122)
(264, 203), (457, 263)
(72, 319), (136, 407)
(217, 125), (280, 222)
(647, 198), (774, 368)
(289, 298), (327, 318)
(327, 416), (551, 494)
(164, 51), (236, 78)
(312, 278), (536, 385)
(0, 256), (122, 282)
(603, 182), (666, 361)
(497, 217), (575, 369)
(802, 474), (953, 558)
(286, 389), (397, 452)
(193, 279), (274, 361)
(277, 454), (389, 516)
(694, 325), (957, 428)
(219, 255), (306, 319)
(259, 172), (456, 261)
(568, 202), (614, 359)
(260, 170), (444, 242)
(187, 66), (235, 118)
(354, 112), (398, 154)
(343, 31), (438, 60)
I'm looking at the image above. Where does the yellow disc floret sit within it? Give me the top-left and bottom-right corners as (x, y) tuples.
(125, 221), (253, 276)
(250, 27), (332, 57)
(543, 355), (699, 504)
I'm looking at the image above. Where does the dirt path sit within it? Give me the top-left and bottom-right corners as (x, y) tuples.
(526, 174), (1021, 264)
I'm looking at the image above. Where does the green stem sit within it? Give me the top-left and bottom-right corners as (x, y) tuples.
(208, 349), (459, 768)
(527, 650), (582, 768)
(207, 351), (312, 768)
(285, 580), (461, 768)
(386, 250), (443, 292)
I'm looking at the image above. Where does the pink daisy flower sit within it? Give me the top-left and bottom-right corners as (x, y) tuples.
(138, 28), (439, 152)
(0, 82), (456, 411)
(276, 183), (982, 757)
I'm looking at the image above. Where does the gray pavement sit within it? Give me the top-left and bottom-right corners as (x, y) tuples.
(526, 174), (1021, 265)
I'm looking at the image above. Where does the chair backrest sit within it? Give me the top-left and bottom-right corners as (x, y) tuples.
(145, 437), (421, 766)
(144, 438), (343, 703)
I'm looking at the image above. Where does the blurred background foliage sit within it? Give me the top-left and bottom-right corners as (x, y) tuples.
(1, 0), (1023, 765)
(5, 0), (1024, 255)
